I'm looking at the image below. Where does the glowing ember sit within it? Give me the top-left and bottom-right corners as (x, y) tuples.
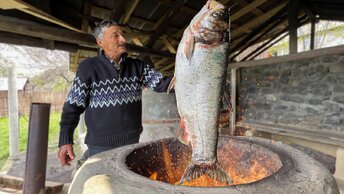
(150, 172), (158, 180)
(145, 139), (282, 187)
(181, 175), (227, 187)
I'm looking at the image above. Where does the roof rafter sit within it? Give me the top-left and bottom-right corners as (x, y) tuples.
(232, 2), (287, 38)
(110, 1), (127, 22)
(233, 0), (264, 16)
(0, 15), (175, 58)
(120, 0), (140, 24)
(146, 0), (186, 48)
(231, 4), (289, 59)
(231, 0), (269, 21)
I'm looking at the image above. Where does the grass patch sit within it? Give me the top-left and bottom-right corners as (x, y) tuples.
(0, 112), (62, 169)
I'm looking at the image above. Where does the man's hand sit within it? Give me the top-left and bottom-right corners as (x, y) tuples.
(58, 144), (75, 166)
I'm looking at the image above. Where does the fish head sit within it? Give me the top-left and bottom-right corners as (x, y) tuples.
(191, 0), (229, 44)
(180, 0), (230, 61)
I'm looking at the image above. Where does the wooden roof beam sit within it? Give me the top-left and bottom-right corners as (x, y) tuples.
(81, 1), (92, 32)
(233, 0), (264, 16)
(159, 62), (175, 72)
(159, 0), (197, 15)
(288, 0), (300, 54)
(146, 0), (186, 48)
(120, 0), (140, 24)
(300, 2), (317, 50)
(123, 26), (145, 47)
(232, 2), (287, 38)
(301, 3), (316, 20)
(89, 4), (189, 33)
(0, 31), (96, 52)
(228, 18), (308, 65)
(0, 15), (175, 58)
(231, 0), (269, 21)
(319, 15), (344, 21)
(0, 15), (96, 46)
(154, 58), (170, 68)
(110, 1), (127, 22)
(230, 5), (288, 59)
(42, 39), (55, 50)
(0, 0), (83, 32)
(240, 15), (308, 61)
(243, 32), (288, 61)
(162, 37), (177, 54)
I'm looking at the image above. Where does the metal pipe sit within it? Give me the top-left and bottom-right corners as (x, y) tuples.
(23, 103), (51, 194)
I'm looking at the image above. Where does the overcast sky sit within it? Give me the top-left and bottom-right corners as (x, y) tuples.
(0, 43), (69, 78)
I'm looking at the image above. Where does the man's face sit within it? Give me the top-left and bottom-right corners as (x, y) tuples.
(96, 25), (126, 59)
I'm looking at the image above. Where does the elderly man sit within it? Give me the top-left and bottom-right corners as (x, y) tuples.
(58, 20), (172, 166)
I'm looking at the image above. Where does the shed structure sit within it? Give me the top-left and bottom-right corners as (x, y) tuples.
(0, 0), (344, 192)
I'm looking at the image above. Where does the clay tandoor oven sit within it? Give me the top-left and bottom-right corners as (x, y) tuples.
(69, 136), (339, 194)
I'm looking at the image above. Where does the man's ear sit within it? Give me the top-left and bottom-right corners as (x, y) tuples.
(96, 39), (103, 48)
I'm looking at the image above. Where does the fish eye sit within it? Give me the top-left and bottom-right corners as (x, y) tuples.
(212, 11), (221, 17)
(212, 11), (227, 19)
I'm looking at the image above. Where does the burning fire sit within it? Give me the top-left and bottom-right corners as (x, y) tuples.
(148, 141), (281, 187)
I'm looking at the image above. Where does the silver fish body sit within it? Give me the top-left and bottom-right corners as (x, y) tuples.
(172, 0), (231, 184)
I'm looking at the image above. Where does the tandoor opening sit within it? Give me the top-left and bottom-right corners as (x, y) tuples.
(126, 136), (282, 187)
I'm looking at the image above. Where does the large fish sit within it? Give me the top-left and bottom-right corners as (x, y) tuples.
(169, 0), (231, 184)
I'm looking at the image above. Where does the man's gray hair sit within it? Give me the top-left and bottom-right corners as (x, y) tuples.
(94, 20), (119, 40)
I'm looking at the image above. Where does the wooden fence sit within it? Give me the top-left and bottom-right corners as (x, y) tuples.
(0, 91), (68, 117)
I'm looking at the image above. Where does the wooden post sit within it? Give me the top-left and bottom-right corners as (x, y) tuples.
(288, 0), (299, 54)
(7, 67), (19, 156)
(23, 103), (51, 194)
(310, 18), (316, 50)
(230, 68), (237, 135)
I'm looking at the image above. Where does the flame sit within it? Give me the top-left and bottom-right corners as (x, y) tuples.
(148, 140), (281, 187)
(150, 172), (158, 180)
(162, 142), (175, 182)
(181, 175), (227, 187)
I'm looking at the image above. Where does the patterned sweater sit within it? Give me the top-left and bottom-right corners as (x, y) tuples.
(59, 52), (172, 147)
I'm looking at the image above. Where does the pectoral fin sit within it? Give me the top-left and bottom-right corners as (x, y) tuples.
(183, 30), (195, 62)
(167, 76), (176, 94)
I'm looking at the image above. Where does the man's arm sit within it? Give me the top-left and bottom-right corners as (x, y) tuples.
(58, 74), (90, 165)
(142, 63), (173, 92)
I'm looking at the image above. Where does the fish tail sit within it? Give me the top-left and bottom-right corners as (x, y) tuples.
(178, 162), (232, 185)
